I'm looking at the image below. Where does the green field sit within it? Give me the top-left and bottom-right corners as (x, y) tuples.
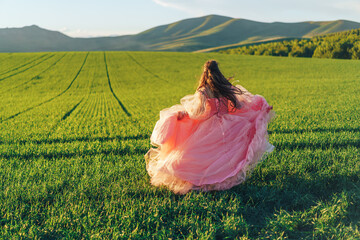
(0, 51), (359, 239)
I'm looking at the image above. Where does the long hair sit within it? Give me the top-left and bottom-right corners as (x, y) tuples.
(197, 60), (243, 109)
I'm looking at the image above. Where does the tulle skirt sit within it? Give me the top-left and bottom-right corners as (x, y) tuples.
(145, 94), (275, 194)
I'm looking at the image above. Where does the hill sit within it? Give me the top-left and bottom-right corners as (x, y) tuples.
(0, 25), (137, 52)
(1, 15), (360, 52)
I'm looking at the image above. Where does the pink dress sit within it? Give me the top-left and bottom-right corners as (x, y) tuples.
(145, 85), (275, 194)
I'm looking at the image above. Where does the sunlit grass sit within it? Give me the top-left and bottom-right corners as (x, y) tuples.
(0, 52), (359, 238)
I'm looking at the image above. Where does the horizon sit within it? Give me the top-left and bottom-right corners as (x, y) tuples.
(1, 0), (360, 37)
(2, 14), (359, 39)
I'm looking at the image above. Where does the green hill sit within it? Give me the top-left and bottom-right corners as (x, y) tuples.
(135, 15), (360, 52)
(1, 15), (360, 52)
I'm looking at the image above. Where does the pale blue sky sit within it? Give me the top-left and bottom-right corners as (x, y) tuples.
(1, 0), (360, 37)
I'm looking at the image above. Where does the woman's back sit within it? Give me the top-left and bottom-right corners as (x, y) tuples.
(198, 85), (244, 116)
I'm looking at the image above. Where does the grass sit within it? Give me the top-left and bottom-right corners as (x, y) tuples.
(0, 51), (359, 239)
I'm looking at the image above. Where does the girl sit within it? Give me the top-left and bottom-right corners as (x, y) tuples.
(145, 60), (274, 194)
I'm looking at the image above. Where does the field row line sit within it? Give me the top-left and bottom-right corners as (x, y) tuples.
(63, 74), (99, 130)
(0, 54), (55, 82)
(61, 97), (85, 121)
(104, 52), (132, 117)
(0, 54), (48, 76)
(0, 141), (149, 160)
(47, 53), (100, 134)
(77, 94), (97, 127)
(45, 96), (91, 139)
(58, 53), (89, 95)
(0, 133), (149, 145)
(1, 53), (68, 94)
(0, 53), (89, 123)
(126, 52), (170, 84)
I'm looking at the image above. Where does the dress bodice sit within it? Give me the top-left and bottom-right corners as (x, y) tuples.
(198, 88), (231, 117)
(207, 98), (229, 117)
(180, 87), (247, 120)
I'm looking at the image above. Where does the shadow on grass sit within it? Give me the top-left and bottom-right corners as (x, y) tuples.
(228, 131), (359, 236)
(269, 126), (360, 135)
(274, 139), (360, 150)
(123, 169), (359, 239)
(0, 147), (149, 160)
(0, 134), (150, 160)
(0, 134), (150, 145)
(219, 171), (359, 238)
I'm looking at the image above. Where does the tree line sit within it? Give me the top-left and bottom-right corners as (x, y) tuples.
(220, 29), (360, 59)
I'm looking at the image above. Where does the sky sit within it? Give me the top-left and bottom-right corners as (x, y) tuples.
(1, 0), (360, 37)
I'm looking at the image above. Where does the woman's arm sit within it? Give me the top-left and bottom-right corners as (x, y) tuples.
(177, 111), (188, 120)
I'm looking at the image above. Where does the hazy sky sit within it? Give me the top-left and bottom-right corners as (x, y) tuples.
(1, 0), (360, 37)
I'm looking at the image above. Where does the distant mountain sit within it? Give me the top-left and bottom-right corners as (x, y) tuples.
(1, 15), (360, 52)
(0, 25), (136, 52)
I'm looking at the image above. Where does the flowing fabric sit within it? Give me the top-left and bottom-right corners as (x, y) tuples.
(145, 85), (275, 194)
